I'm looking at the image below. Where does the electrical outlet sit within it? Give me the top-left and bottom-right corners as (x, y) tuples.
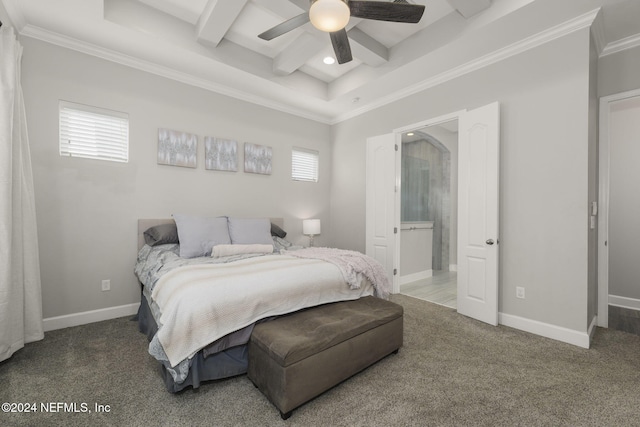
(101, 279), (111, 292)
(516, 286), (525, 299)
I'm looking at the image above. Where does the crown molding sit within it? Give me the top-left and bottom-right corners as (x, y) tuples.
(331, 8), (601, 124)
(19, 24), (334, 125)
(589, 8), (606, 56)
(601, 32), (640, 58)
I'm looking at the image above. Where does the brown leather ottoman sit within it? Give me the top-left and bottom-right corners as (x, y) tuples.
(247, 296), (403, 419)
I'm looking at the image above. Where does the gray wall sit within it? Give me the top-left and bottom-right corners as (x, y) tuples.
(330, 29), (593, 332)
(20, 37), (332, 319)
(16, 21), (608, 334)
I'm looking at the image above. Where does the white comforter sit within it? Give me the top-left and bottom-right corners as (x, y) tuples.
(151, 254), (374, 367)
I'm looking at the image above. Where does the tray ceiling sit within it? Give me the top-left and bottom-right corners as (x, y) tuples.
(3, 0), (640, 123)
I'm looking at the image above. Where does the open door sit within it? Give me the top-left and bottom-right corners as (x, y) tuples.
(365, 134), (398, 290)
(457, 102), (500, 325)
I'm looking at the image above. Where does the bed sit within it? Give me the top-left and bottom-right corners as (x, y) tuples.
(134, 216), (390, 393)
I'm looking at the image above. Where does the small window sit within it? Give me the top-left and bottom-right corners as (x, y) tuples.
(292, 147), (319, 182)
(59, 101), (129, 163)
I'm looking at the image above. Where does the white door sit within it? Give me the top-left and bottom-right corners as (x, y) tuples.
(457, 102), (500, 325)
(366, 134), (397, 289)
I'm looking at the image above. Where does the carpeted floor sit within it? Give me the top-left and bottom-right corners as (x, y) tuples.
(1, 294), (640, 427)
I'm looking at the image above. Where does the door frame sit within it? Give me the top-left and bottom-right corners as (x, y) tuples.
(393, 110), (465, 294)
(598, 88), (640, 328)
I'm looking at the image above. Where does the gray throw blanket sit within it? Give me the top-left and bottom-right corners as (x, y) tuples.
(283, 247), (391, 299)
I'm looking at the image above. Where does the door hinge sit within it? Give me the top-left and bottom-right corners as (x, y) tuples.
(394, 227), (398, 234)
(395, 144), (398, 151)
(393, 268), (398, 276)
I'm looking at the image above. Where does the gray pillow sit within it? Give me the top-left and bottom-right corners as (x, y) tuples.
(270, 222), (287, 238)
(143, 223), (179, 246)
(228, 217), (273, 245)
(173, 214), (231, 258)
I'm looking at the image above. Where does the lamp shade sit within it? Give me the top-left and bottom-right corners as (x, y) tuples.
(303, 219), (321, 236)
(309, 0), (350, 32)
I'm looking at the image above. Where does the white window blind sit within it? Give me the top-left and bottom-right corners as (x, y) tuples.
(292, 147), (319, 182)
(59, 101), (129, 163)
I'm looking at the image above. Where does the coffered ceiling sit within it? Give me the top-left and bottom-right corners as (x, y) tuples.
(3, 0), (640, 123)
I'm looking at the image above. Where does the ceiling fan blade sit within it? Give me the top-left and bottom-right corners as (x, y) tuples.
(349, 1), (425, 23)
(330, 29), (353, 64)
(258, 13), (310, 40)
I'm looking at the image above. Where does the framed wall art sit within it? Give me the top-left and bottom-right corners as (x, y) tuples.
(205, 137), (238, 172)
(244, 142), (272, 175)
(157, 128), (198, 168)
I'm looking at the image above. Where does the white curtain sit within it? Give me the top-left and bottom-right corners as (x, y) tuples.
(0, 25), (44, 362)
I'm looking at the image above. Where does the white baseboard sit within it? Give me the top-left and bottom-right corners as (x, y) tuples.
(43, 303), (140, 332)
(499, 312), (591, 349)
(449, 264), (458, 272)
(400, 270), (433, 285)
(609, 294), (640, 311)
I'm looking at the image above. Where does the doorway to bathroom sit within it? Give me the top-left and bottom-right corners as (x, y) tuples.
(399, 119), (458, 309)
(366, 102), (500, 324)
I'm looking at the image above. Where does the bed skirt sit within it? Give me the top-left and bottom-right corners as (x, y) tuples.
(137, 294), (249, 393)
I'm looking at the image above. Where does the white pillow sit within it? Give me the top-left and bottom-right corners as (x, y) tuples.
(211, 244), (274, 258)
(173, 214), (231, 258)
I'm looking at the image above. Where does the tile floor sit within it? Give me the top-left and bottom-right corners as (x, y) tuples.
(400, 271), (457, 309)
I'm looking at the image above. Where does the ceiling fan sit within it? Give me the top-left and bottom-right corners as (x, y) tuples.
(258, 0), (426, 64)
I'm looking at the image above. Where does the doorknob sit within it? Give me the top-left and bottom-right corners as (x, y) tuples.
(486, 239), (494, 245)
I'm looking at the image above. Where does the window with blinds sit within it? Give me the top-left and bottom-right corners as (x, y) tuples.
(292, 147), (319, 182)
(59, 101), (129, 163)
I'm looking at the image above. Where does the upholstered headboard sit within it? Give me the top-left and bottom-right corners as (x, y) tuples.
(137, 218), (285, 250)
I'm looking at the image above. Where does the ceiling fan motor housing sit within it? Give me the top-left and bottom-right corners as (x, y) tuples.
(309, 0), (351, 33)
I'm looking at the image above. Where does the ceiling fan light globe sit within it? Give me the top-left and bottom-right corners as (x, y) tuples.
(309, 0), (350, 32)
